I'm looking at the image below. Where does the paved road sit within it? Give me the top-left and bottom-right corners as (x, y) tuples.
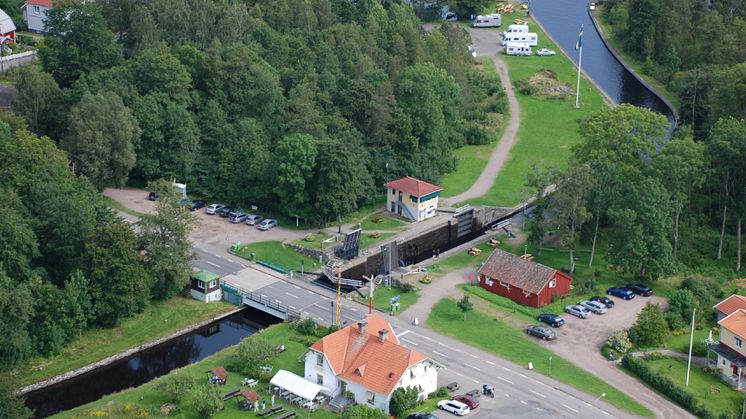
(192, 246), (246, 277)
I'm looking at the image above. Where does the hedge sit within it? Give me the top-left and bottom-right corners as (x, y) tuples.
(621, 355), (718, 419)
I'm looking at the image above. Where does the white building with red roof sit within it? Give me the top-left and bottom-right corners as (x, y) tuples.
(22, 0), (52, 33)
(303, 314), (438, 413)
(384, 176), (442, 222)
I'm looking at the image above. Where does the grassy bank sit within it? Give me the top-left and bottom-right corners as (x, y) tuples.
(353, 285), (419, 315)
(467, 12), (607, 208)
(234, 241), (322, 273)
(428, 298), (653, 417)
(9, 297), (234, 388)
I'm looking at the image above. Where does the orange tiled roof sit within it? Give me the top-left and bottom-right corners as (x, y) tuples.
(714, 295), (746, 317)
(384, 176), (442, 197)
(719, 309), (746, 339)
(25, 0), (52, 7)
(309, 314), (428, 396)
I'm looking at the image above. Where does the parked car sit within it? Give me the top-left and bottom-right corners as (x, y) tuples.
(189, 200), (207, 211)
(607, 287), (635, 300)
(438, 400), (470, 416)
(444, 11), (458, 22)
(537, 313), (565, 327)
(564, 304), (591, 319)
(590, 296), (615, 308)
(536, 48), (556, 56)
(217, 207), (234, 218)
(245, 214), (264, 226)
(626, 283), (654, 297)
(407, 414), (438, 419)
(580, 300), (608, 314)
(526, 325), (557, 341)
(178, 198), (192, 207)
(206, 204), (225, 215)
(453, 394), (479, 409)
(228, 208), (244, 218)
(257, 219), (278, 231)
(147, 191), (157, 201)
(230, 213), (249, 224)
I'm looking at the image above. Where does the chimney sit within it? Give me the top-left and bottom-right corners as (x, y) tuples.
(357, 321), (367, 334)
(378, 329), (389, 343)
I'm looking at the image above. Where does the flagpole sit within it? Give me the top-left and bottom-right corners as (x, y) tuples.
(575, 41), (582, 108)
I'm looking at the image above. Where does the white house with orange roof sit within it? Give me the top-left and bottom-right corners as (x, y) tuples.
(714, 294), (746, 322)
(384, 176), (442, 222)
(21, 0), (52, 33)
(711, 304), (746, 389)
(303, 314), (438, 413)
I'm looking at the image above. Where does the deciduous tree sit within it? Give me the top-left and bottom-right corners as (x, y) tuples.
(630, 302), (668, 346)
(551, 164), (594, 274)
(457, 295), (473, 321)
(0, 272), (32, 371)
(12, 66), (65, 138)
(274, 133), (318, 218)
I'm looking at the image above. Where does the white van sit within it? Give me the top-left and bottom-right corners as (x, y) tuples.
(503, 24), (529, 36)
(504, 42), (532, 56)
(501, 32), (538, 47)
(472, 13), (501, 28)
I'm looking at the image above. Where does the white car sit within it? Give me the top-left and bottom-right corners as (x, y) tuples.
(565, 304), (591, 319)
(256, 219), (278, 231)
(438, 399), (471, 416)
(580, 300), (608, 314)
(205, 204), (225, 215)
(536, 48), (556, 56)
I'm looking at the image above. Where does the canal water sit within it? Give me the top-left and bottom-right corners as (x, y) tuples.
(25, 307), (281, 418)
(530, 0), (676, 126)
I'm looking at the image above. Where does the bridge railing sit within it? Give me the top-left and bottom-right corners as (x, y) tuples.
(221, 283), (301, 320)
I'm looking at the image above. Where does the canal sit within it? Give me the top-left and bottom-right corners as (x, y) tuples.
(26, 307), (281, 418)
(530, 0), (676, 126)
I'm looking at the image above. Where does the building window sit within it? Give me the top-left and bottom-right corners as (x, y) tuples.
(316, 353), (323, 366)
(410, 370), (415, 379)
(549, 279), (557, 288)
(33, 5), (40, 13)
(499, 281), (509, 288)
(737, 338), (743, 348)
(196, 280), (204, 289)
(209, 280), (217, 288)
(523, 290), (531, 297)
(366, 391), (375, 404)
(723, 359), (727, 365)
(316, 374), (323, 385)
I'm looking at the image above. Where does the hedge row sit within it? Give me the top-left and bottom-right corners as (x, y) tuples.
(621, 355), (721, 419)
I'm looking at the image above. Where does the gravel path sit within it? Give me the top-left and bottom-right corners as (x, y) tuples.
(442, 28), (521, 206)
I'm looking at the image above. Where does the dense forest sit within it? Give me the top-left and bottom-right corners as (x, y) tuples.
(13, 0), (505, 223)
(601, 0), (746, 138)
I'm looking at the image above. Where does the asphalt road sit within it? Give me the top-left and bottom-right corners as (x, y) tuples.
(191, 246), (247, 277)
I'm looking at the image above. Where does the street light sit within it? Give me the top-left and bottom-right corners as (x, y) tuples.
(597, 392), (606, 401)
(549, 356), (552, 375)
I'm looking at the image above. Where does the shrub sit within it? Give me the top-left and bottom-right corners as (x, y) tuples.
(188, 383), (224, 418)
(464, 122), (491, 145)
(289, 318), (317, 335)
(371, 215), (384, 223)
(667, 289), (697, 330)
(630, 303), (668, 347)
(606, 330), (633, 354)
(419, 275), (432, 285)
(513, 78), (537, 96)
(400, 283), (417, 293)
(230, 337), (276, 375)
(389, 387), (420, 417)
(487, 95), (507, 113)
(341, 404), (386, 419)
(156, 373), (196, 403)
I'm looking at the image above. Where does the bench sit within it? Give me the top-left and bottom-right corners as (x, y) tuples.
(222, 387), (241, 400)
(277, 412), (297, 419)
(258, 406), (284, 417)
(468, 247), (482, 256)
(488, 239), (500, 247)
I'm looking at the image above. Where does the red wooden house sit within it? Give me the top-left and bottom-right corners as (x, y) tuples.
(477, 249), (572, 308)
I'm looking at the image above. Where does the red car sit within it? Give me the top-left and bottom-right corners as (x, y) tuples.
(452, 394), (479, 409)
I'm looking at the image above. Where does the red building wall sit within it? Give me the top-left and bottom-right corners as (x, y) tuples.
(478, 271), (572, 308)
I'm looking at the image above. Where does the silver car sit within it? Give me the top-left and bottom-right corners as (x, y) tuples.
(565, 304), (591, 319)
(245, 214), (264, 226)
(205, 204), (224, 215)
(256, 219), (278, 231)
(580, 300), (608, 314)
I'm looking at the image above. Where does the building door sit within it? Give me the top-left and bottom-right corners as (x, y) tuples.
(340, 381), (347, 395)
(391, 202), (395, 213)
(732, 364), (739, 376)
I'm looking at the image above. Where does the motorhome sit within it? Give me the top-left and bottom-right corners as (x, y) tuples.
(503, 24), (529, 36)
(472, 13), (501, 28)
(504, 42), (532, 56)
(500, 32), (538, 47)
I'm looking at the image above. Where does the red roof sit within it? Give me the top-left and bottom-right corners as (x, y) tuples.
(309, 314), (429, 396)
(478, 248), (563, 294)
(719, 309), (746, 339)
(384, 176), (442, 197)
(715, 295), (746, 317)
(25, 0), (53, 8)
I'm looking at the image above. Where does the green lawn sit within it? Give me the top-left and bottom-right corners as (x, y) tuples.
(428, 299), (653, 417)
(293, 232), (334, 250)
(643, 356), (740, 417)
(466, 12), (608, 208)
(353, 285), (419, 315)
(426, 242), (495, 275)
(55, 324), (339, 419)
(7, 297), (234, 388)
(360, 231), (396, 250)
(358, 212), (408, 232)
(234, 241), (323, 273)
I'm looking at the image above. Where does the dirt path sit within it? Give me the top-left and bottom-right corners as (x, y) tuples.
(442, 28), (521, 206)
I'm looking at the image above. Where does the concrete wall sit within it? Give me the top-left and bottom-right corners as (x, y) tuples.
(303, 350), (338, 393)
(345, 379), (388, 412)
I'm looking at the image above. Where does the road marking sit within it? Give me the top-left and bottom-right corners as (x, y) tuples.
(307, 290), (314, 294)
(285, 292), (299, 299)
(290, 306), (296, 309)
(518, 373), (527, 378)
(584, 402), (592, 407)
(432, 350), (449, 358)
(397, 330), (411, 337)
(529, 390), (546, 399)
(275, 299), (282, 303)
(534, 380), (544, 385)
(463, 363), (480, 371)
(454, 372), (463, 377)
(501, 366), (511, 372)
(601, 411), (609, 416)
(504, 393), (510, 398)
(520, 400), (527, 405)
(469, 354), (478, 359)
(562, 404), (579, 413)
(486, 360), (496, 366)
(470, 379), (479, 384)
(317, 317), (324, 322)
(293, 285), (301, 289)
(401, 338), (418, 346)
(320, 296), (328, 300)
(207, 261), (222, 268)
(497, 377), (513, 385)
(261, 294), (269, 299)
(420, 335), (433, 341)
(241, 264), (247, 268)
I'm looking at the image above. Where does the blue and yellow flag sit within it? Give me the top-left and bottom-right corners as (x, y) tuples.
(575, 26), (584, 50)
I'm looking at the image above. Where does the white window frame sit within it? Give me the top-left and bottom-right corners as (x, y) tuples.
(549, 278), (557, 288)
(196, 280), (205, 290)
(316, 353), (323, 366)
(737, 337), (743, 348)
(33, 5), (40, 13)
(209, 280), (217, 288)
(316, 374), (323, 385)
(499, 281), (510, 288)
(366, 391), (375, 404)
(523, 289), (531, 297)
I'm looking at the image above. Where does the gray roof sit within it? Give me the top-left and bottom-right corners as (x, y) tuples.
(711, 343), (746, 368)
(477, 248), (558, 294)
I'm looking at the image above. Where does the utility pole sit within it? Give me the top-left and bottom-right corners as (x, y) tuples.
(336, 272), (342, 326)
(686, 307), (696, 387)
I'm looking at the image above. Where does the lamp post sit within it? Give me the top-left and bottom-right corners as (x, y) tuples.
(330, 301), (334, 326)
(549, 356), (552, 375)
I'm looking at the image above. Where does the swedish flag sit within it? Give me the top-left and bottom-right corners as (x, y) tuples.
(575, 26), (584, 50)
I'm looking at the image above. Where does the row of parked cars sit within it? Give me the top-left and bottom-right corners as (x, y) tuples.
(205, 204), (278, 230)
(525, 283), (654, 341)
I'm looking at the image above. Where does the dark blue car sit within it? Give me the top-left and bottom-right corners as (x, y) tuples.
(607, 287), (635, 300)
(538, 313), (565, 327)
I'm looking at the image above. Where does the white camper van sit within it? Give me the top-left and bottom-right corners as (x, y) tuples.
(504, 42), (532, 56)
(503, 24), (529, 36)
(500, 32), (538, 47)
(472, 14), (501, 28)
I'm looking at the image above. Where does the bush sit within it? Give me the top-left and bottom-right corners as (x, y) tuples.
(630, 303), (668, 347)
(289, 318), (317, 335)
(389, 387), (420, 417)
(667, 289), (697, 330)
(606, 330), (633, 354)
(230, 337), (276, 375)
(156, 373), (197, 403)
(513, 78), (537, 96)
(400, 283), (417, 293)
(341, 404), (386, 419)
(487, 95), (507, 113)
(464, 122), (491, 145)
(188, 382), (224, 418)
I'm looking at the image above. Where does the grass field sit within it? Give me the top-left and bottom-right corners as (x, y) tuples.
(234, 241), (323, 273)
(8, 297), (234, 388)
(360, 231), (396, 250)
(643, 356), (741, 417)
(359, 212), (408, 231)
(353, 285), (419, 315)
(427, 242), (495, 275)
(428, 298), (653, 417)
(466, 12), (608, 208)
(292, 231), (333, 250)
